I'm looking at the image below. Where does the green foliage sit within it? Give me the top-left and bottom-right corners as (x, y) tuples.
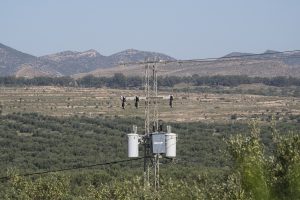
(287, 162), (300, 199)
(227, 121), (270, 200)
(227, 120), (300, 200)
(270, 131), (300, 199)
(1, 75), (300, 89)
(0, 112), (234, 178)
(5, 171), (71, 200)
(84, 177), (155, 200)
(1, 169), (256, 199)
(5, 174), (220, 200)
(1, 114), (300, 199)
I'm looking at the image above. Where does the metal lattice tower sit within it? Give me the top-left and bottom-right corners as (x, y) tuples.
(143, 60), (151, 187)
(126, 57), (175, 190)
(143, 59), (160, 189)
(152, 63), (158, 132)
(152, 62), (160, 190)
(144, 61), (150, 136)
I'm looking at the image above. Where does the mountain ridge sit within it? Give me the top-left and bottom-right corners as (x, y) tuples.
(0, 43), (175, 77)
(222, 52), (254, 58)
(1, 42), (300, 78)
(76, 50), (300, 78)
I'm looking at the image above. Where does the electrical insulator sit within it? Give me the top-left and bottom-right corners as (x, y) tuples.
(169, 95), (174, 108)
(135, 96), (139, 108)
(121, 96), (126, 109)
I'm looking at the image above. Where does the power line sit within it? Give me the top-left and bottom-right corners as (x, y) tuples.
(178, 49), (300, 63)
(0, 157), (144, 181)
(118, 49), (300, 66)
(164, 157), (202, 165)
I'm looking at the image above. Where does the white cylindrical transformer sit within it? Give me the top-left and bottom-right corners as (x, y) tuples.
(165, 133), (176, 157)
(167, 125), (172, 133)
(127, 133), (139, 157)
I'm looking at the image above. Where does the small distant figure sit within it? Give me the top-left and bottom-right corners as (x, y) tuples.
(134, 96), (139, 109)
(169, 95), (174, 108)
(121, 96), (126, 109)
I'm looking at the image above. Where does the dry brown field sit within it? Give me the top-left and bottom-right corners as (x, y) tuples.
(0, 86), (299, 123)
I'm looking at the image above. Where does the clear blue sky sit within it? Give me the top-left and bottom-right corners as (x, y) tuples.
(1, 0), (300, 59)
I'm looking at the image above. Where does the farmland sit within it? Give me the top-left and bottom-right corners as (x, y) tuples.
(0, 85), (300, 123)
(1, 84), (300, 199)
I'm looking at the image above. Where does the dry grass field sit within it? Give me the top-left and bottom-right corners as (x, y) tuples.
(1, 86), (299, 123)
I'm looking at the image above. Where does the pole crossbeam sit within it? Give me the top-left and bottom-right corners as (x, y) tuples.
(124, 96), (170, 100)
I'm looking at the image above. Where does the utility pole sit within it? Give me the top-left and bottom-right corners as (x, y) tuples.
(127, 58), (177, 191)
(144, 60), (151, 187)
(143, 58), (163, 190)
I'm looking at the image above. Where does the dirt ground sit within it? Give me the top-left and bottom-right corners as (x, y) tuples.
(0, 86), (299, 123)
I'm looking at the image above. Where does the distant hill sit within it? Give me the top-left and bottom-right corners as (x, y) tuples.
(222, 52), (254, 58)
(0, 43), (36, 76)
(264, 50), (280, 54)
(40, 49), (175, 76)
(1, 43), (300, 78)
(76, 50), (300, 78)
(108, 49), (176, 64)
(0, 43), (175, 77)
(40, 50), (109, 76)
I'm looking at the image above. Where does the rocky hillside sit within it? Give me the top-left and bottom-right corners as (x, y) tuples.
(0, 43), (36, 76)
(1, 42), (300, 78)
(0, 43), (175, 77)
(76, 50), (300, 78)
(40, 50), (109, 76)
(108, 49), (175, 64)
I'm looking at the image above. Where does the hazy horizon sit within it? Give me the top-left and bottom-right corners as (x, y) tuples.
(1, 0), (300, 59)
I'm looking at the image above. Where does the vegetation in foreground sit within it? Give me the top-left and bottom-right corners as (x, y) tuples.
(0, 113), (300, 199)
